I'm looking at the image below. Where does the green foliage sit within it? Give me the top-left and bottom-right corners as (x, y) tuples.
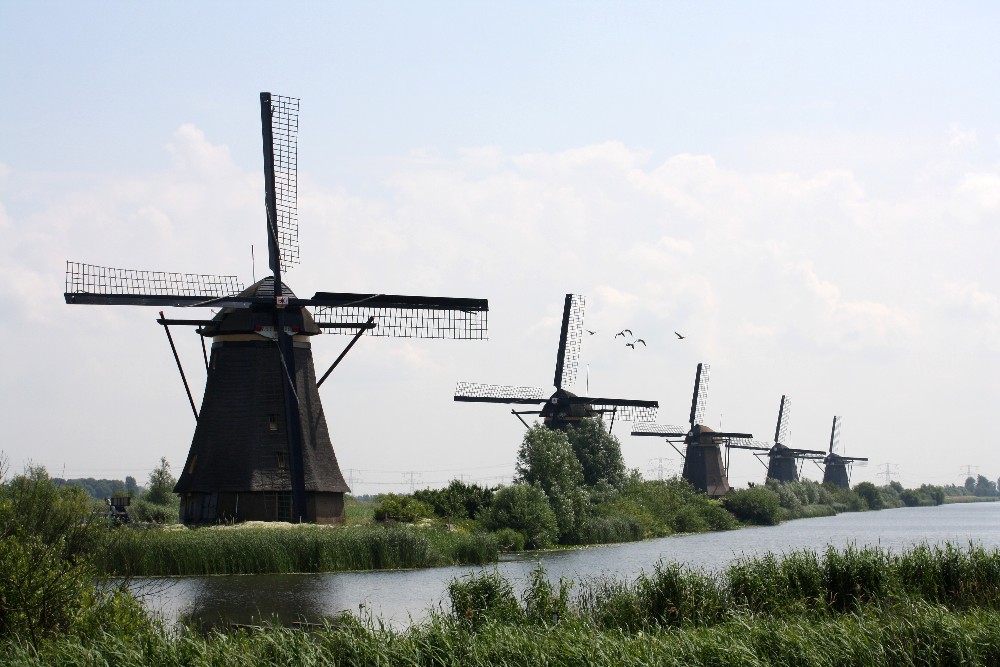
(515, 425), (588, 541)
(481, 483), (558, 550)
(447, 569), (521, 628)
(595, 477), (735, 539)
(853, 481), (882, 510)
(722, 486), (781, 525)
(371, 493), (434, 523)
(522, 565), (573, 625)
(565, 418), (627, 488)
(143, 457), (176, 506)
(575, 514), (643, 545)
(130, 497), (179, 524)
(492, 527), (526, 552)
(103, 523), (497, 576)
(412, 480), (495, 520)
(0, 463), (153, 644)
(52, 477), (129, 500)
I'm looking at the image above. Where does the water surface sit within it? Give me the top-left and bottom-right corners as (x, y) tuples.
(133, 502), (1000, 628)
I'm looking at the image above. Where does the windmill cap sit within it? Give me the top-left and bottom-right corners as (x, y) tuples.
(199, 277), (321, 337)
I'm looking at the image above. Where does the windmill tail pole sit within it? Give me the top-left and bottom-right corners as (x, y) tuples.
(317, 317), (376, 388)
(158, 311), (199, 421)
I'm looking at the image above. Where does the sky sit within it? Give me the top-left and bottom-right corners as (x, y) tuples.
(1, 2), (998, 495)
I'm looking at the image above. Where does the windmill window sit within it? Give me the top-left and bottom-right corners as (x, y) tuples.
(268, 414), (279, 431)
(187, 455), (198, 475)
(276, 453), (288, 469)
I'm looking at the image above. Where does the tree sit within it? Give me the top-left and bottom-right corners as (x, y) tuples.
(143, 457), (176, 506)
(515, 425), (587, 541)
(974, 474), (998, 497)
(965, 476), (976, 494)
(125, 476), (138, 496)
(565, 418), (627, 488)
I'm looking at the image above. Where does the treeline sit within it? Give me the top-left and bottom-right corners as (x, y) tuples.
(943, 474), (1000, 498)
(371, 421), (946, 552)
(53, 476), (138, 499)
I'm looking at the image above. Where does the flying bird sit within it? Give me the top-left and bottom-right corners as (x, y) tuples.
(674, 332), (686, 340)
(585, 329), (597, 335)
(616, 329), (633, 338)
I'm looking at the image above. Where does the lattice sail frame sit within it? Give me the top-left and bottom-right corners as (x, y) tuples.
(690, 363), (711, 426)
(631, 422), (688, 437)
(268, 94), (299, 269)
(590, 401), (657, 424)
(65, 262), (244, 298)
(556, 294), (586, 390)
(314, 305), (488, 340)
(775, 395), (791, 445)
(830, 415), (842, 454)
(454, 382), (547, 401)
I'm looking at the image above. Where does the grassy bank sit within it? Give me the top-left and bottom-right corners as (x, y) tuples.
(102, 523), (498, 576)
(7, 544), (1000, 666)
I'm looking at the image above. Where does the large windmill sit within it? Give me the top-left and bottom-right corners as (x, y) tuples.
(821, 416), (868, 488)
(728, 396), (826, 483)
(64, 93), (489, 524)
(454, 294), (657, 431)
(631, 363), (753, 497)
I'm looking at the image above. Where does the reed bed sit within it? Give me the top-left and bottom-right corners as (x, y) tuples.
(7, 604), (1000, 666)
(102, 524), (498, 576)
(7, 544), (1000, 665)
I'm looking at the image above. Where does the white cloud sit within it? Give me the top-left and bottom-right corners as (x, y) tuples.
(958, 172), (1000, 210)
(947, 124), (978, 150)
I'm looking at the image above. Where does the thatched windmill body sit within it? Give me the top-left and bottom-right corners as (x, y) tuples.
(728, 395), (825, 483)
(65, 93), (489, 524)
(631, 363), (753, 497)
(454, 294), (657, 432)
(821, 416), (868, 488)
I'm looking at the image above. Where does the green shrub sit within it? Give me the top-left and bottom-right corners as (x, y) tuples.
(413, 480), (495, 520)
(522, 565), (572, 625)
(722, 486), (781, 525)
(854, 481), (882, 510)
(575, 515), (643, 544)
(130, 497), (178, 523)
(482, 484), (558, 550)
(0, 464), (153, 644)
(371, 494), (434, 523)
(492, 527), (526, 552)
(447, 570), (521, 628)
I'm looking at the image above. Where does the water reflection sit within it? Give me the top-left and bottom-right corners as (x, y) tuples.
(133, 502), (1000, 628)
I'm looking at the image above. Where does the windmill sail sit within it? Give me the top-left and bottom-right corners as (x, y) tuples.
(689, 363), (710, 427)
(64, 262), (245, 307)
(312, 293), (488, 339)
(260, 92), (299, 274)
(553, 294), (585, 390)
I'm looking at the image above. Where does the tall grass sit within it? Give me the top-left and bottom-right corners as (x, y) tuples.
(103, 524), (498, 576)
(7, 603), (1000, 666)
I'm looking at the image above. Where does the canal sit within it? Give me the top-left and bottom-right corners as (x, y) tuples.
(133, 502), (1000, 628)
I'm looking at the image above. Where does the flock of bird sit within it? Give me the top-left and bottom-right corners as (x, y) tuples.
(583, 328), (687, 349)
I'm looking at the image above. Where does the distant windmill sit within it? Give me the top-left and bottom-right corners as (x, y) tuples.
(821, 416), (868, 488)
(454, 294), (657, 432)
(728, 395), (826, 483)
(631, 363), (753, 497)
(64, 93), (489, 524)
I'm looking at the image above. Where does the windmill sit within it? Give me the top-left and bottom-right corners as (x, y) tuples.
(631, 363), (753, 497)
(454, 294), (657, 432)
(64, 93), (489, 524)
(728, 395), (826, 483)
(821, 416), (868, 488)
